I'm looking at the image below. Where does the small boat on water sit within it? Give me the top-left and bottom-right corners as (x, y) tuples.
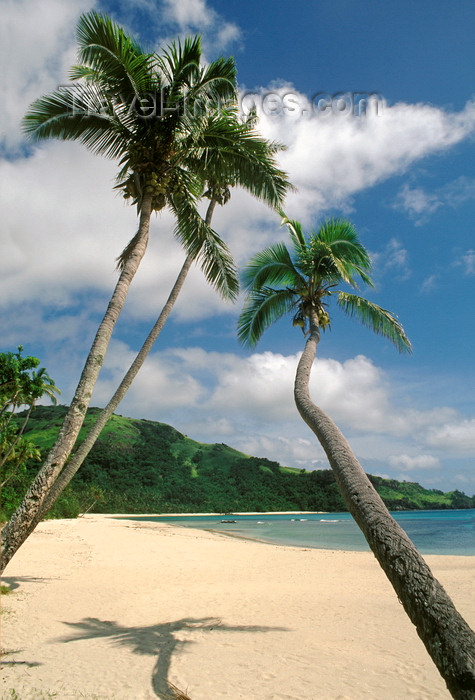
(220, 519), (237, 523)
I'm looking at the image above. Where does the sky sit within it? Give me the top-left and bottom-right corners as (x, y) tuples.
(1, 0), (475, 494)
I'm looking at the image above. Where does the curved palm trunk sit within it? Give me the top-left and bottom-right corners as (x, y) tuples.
(0, 194), (153, 573)
(38, 254), (193, 516)
(294, 310), (475, 700)
(31, 196), (218, 522)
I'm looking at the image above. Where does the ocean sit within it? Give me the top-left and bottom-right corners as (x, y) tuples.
(122, 509), (475, 556)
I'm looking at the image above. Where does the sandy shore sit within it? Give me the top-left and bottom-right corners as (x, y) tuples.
(1, 515), (474, 700)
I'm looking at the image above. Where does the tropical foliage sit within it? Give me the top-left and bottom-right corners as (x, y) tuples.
(2, 405), (473, 522)
(23, 12), (287, 296)
(0, 347), (60, 486)
(2, 11), (289, 572)
(238, 219), (475, 698)
(238, 216), (411, 351)
(32, 115), (290, 521)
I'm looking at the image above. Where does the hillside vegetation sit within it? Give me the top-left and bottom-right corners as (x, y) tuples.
(2, 405), (474, 520)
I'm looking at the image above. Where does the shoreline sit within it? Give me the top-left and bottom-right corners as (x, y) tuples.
(105, 510), (329, 517)
(100, 507), (475, 517)
(111, 509), (475, 557)
(2, 514), (474, 699)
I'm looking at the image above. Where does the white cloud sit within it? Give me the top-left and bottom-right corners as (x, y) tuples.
(420, 274), (438, 293)
(245, 87), (475, 223)
(425, 418), (475, 452)
(162, 349), (392, 435)
(4, 25), (475, 327)
(393, 176), (475, 223)
(0, 142), (137, 307)
(392, 184), (441, 222)
(371, 238), (411, 282)
(0, 137), (280, 330)
(0, 0), (95, 153)
(163, 0), (214, 28)
(69, 343), (472, 493)
(90, 340), (207, 415)
(161, 0), (240, 50)
(91, 344), (474, 463)
(456, 249), (475, 276)
(387, 454), (441, 471)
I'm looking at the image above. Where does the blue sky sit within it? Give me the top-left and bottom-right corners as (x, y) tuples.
(1, 0), (474, 494)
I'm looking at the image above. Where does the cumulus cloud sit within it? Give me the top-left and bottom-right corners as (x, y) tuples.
(89, 345), (475, 475)
(245, 87), (475, 223)
(0, 142), (138, 304)
(387, 454), (441, 471)
(4, 27), (475, 325)
(161, 0), (240, 50)
(90, 340), (207, 416)
(425, 418), (475, 452)
(0, 139), (250, 323)
(0, 0), (94, 154)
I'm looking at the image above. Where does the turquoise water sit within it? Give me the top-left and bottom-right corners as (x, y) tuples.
(121, 509), (475, 555)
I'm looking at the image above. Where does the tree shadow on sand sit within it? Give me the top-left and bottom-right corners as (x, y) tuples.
(56, 616), (288, 698)
(1, 575), (51, 591)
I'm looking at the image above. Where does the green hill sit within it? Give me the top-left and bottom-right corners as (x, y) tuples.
(2, 405), (474, 520)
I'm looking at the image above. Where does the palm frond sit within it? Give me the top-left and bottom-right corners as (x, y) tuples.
(337, 292), (412, 353)
(69, 64), (103, 82)
(313, 249), (370, 289)
(238, 216), (411, 354)
(281, 216), (307, 254)
(304, 219), (375, 288)
(238, 287), (296, 347)
(159, 45), (236, 129)
(116, 229), (140, 270)
(22, 84), (131, 159)
(75, 11), (155, 97)
(193, 55), (237, 104)
(169, 193), (239, 300)
(317, 218), (360, 244)
(241, 243), (305, 292)
(157, 35), (202, 86)
(174, 112), (290, 208)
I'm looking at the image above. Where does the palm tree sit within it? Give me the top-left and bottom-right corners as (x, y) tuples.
(37, 124), (289, 518)
(238, 217), (475, 699)
(0, 349), (60, 486)
(0, 11), (289, 571)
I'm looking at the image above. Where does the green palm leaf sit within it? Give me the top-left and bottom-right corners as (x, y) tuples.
(241, 243), (305, 292)
(337, 292), (412, 353)
(238, 287), (297, 347)
(301, 219), (374, 288)
(75, 11), (155, 97)
(157, 35), (202, 87)
(22, 84), (131, 159)
(169, 193), (239, 300)
(281, 216), (307, 253)
(239, 216), (411, 354)
(180, 113), (290, 208)
(197, 55), (237, 97)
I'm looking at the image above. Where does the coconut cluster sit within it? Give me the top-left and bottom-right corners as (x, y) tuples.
(121, 171), (173, 211)
(317, 309), (330, 328)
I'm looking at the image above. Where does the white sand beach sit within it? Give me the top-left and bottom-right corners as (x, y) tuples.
(1, 514), (474, 699)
